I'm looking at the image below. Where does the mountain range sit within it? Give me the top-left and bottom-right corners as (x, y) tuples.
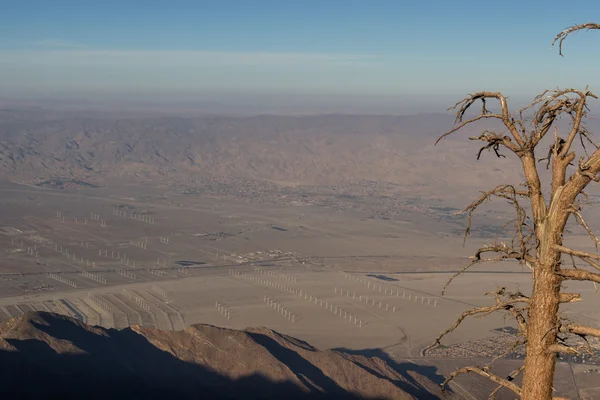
(0, 110), (536, 193)
(0, 311), (449, 399)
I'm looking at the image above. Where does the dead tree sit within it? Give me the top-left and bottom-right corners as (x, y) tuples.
(422, 23), (600, 400)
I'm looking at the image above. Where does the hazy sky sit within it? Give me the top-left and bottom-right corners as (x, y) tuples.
(1, 1), (600, 113)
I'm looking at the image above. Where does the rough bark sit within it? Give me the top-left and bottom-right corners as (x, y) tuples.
(521, 268), (561, 399)
(520, 150), (565, 399)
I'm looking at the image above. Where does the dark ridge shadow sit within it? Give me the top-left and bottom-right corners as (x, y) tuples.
(246, 331), (363, 399)
(333, 347), (448, 400)
(0, 312), (382, 400)
(267, 329), (318, 352)
(2, 338), (226, 400)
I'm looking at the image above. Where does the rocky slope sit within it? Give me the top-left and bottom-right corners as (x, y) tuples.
(0, 311), (448, 399)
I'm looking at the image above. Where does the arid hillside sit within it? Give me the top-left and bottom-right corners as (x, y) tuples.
(0, 311), (448, 399)
(0, 110), (542, 192)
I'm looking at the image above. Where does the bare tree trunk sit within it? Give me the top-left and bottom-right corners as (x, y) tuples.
(522, 269), (561, 399)
(521, 220), (562, 400)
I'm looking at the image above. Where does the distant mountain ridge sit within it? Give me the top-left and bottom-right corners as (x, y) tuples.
(0, 311), (448, 399)
(0, 113), (430, 183)
(2, 110), (591, 192)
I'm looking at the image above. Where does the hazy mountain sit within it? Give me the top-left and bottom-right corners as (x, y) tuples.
(0, 111), (508, 188)
(1, 110), (598, 196)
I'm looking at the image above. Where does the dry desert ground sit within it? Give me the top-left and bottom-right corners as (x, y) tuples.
(1, 180), (599, 399)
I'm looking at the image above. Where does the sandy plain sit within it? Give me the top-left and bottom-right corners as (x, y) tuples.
(1, 180), (599, 399)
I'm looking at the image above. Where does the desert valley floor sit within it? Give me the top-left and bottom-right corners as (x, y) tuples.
(1, 179), (599, 399)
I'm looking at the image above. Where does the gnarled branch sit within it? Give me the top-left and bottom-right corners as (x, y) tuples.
(522, 88), (598, 148)
(561, 149), (600, 209)
(422, 288), (529, 355)
(560, 88), (598, 157)
(559, 293), (582, 303)
(570, 208), (600, 250)
(442, 243), (533, 295)
(437, 92), (525, 147)
(558, 268), (600, 284)
(442, 366), (522, 397)
(560, 324), (600, 338)
(489, 365), (525, 400)
(457, 184), (530, 245)
(554, 245), (600, 273)
(469, 131), (512, 159)
(552, 22), (600, 56)
(547, 343), (581, 355)
(554, 244), (600, 261)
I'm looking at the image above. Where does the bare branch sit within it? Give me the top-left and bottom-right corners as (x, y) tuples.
(570, 208), (600, 250)
(437, 92), (525, 147)
(495, 218), (518, 244)
(437, 114), (503, 145)
(446, 184), (535, 291)
(579, 166), (600, 183)
(538, 135), (564, 169)
(560, 324), (600, 338)
(580, 257), (600, 274)
(442, 366), (522, 397)
(442, 257), (491, 295)
(523, 88), (598, 148)
(547, 343), (581, 355)
(552, 23), (600, 56)
(468, 131), (513, 160)
(559, 293), (582, 303)
(423, 289), (529, 355)
(554, 245), (600, 273)
(489, 365), (525, 400)
(579, 128), (599, 157)
(558, 268), (600, 284)
(554, 244), (600, 261)
(560, 88), (598, 156)
(562, 145), (600, 207)
(510, 308), (529, 337)
(457, 184), (529, 245)
(442, 244), (531, 295)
